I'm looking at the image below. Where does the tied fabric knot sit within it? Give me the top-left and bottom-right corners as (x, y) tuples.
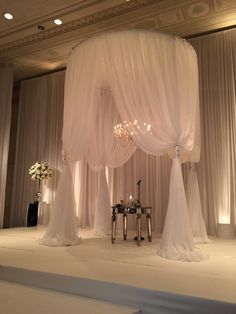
(61, 151), (73, 164)
(175, 144), (180, 158)
(62, 150), (67, 163)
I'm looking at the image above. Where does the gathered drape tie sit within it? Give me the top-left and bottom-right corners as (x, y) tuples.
(175, 144), (180, 158)
(62, 152), (67, 163)
(62, 150), (74, 167)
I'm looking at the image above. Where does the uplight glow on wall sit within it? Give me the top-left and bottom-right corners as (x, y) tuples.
(218, 212), (230, 224)
(218, 175), (231, 224)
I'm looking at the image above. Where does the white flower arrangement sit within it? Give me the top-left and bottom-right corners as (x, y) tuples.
(28, 161), (52, 180)
(131, 199), (141, 208)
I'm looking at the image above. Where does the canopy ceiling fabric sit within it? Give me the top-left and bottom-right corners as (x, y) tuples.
(42, 30), (205, 261)
(63, 30), (200, 162)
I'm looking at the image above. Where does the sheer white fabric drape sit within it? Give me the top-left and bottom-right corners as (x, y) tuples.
(43, 31), (203, 261)
(159, 157), (203, 261)
(10, 71), (64, 227)
(86, 90), (136, 170)
(0, 67), (13, 228)
(41, 159), (78, 246)
(86, 89), (136, 235)
(104, 32), (200, 160)
(8, 28), (236, 252)
(187, 163), (209, 243)
(63, 32), (200, 161)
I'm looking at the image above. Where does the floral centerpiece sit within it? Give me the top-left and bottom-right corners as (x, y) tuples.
(131, 198), (141, 208)
(29, 161), (52, 180)
(128, 195), (141, 208)
(29, 161), (52, 201)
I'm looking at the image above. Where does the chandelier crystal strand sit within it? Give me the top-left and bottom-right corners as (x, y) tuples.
(113, 121), (132, 142)
(114, 120), (152, 143)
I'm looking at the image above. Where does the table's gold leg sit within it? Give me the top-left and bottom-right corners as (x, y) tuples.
(123, 213), (127, 240)
(136, 213), (141, 246)
(111, 212), (116, 244)
(146, 213), (152, 242)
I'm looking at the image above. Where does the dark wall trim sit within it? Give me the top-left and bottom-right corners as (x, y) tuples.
(22, 67), (66, 82)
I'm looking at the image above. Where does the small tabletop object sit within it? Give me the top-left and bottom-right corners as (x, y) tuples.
(111, 205), (152, 246)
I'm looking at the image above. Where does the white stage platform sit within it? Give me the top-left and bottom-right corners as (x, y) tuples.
(0, 227), (236, 313)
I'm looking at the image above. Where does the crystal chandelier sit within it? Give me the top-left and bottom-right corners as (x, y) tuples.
(113, 120), (152, 143)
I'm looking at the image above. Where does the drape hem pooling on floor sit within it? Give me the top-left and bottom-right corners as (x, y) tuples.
(41, 160), (78, 247)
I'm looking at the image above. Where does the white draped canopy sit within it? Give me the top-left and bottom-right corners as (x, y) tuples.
(42, 30), (206, 261)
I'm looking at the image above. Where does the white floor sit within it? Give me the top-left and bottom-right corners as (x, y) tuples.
(0, 227), (236, 307)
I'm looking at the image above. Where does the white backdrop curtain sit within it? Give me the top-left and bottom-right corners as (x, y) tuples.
(76, 151), (208, 243)
(190, 29), (236, 234)
(43, 31), (203, 261)
(76, 149), (171, 232)
(0, 67), (13, 228)
(10, 71), (64, 227)
(74, 159), (98, 228)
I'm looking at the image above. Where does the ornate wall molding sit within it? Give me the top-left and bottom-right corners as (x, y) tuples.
(0, 0), (159, 53)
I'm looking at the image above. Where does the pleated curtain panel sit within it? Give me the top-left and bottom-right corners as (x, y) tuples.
(10, 72), (64, 227)
(190, 30), (236, 235)
(41, 30), (207, 261)
(0, 67), (13, 228)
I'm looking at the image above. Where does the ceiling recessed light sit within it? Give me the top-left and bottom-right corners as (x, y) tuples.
(37, 25), (45, 31)
(54, 19), (62, 25)
(3, 12), (13, 20)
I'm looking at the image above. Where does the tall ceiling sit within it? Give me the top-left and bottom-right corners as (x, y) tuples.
(0, 0), (236, 81)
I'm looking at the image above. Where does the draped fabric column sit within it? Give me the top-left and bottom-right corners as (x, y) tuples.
(42, 82), (136, 244)
(10, 71), (64, 227)
(0, 67), (13, 228)
(103, 32), (203, 261)
(160, 156), (198, 261)
(41, 159), (78, 246)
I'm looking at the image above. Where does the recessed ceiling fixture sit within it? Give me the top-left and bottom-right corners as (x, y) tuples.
(54, 19), (62, 25)
(3, 12), (13, 20)
(37, 25), (45, 31)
